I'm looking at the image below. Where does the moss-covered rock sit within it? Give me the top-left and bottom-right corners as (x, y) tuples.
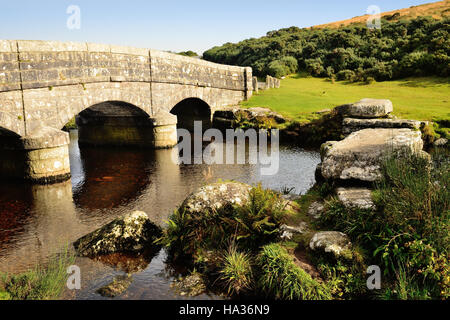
(73, 211), (162, 257)
(180, 181), (252, 215)
(171, 272), (207, 297)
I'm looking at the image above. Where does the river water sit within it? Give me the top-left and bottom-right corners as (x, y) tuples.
(0, 130), (320, 300)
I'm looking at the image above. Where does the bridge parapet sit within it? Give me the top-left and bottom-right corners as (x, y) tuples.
(0, 40), (250, 92)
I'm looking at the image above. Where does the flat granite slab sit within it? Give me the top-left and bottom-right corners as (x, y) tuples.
(321, 128), (424, 182)
(336, 187), (375, 210)
(343, 118), (422, 135)
(336, 98), (393, 119)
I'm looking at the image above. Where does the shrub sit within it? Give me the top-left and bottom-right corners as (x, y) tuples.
(336, 69), (356, 81)
(266, 60), (288, 78)
(266, 56), (298, 78)
(257, 243), (331, 300)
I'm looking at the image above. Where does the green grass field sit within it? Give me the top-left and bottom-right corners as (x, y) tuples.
(242, 74), (450, 123)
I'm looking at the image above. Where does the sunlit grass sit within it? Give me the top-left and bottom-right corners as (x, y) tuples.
(243, 74), (450, 123)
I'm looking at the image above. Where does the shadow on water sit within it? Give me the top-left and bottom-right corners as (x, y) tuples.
(0, 129), (321, 300)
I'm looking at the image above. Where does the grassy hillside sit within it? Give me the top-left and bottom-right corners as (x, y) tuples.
(315, 0), (450, 29)
(242, 74), (450, 123)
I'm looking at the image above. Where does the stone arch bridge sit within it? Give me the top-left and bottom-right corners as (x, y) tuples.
(0, 40), (253, 183)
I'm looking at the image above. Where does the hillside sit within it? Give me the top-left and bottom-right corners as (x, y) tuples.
(314, 0), (450, 29)
(203, 13), (450, 80)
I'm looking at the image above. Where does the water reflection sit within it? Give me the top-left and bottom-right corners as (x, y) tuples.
(0, 129), (320, 299)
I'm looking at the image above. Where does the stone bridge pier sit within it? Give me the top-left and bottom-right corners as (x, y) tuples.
(0, 40), (253, 184)
(0, 126), (71, 184)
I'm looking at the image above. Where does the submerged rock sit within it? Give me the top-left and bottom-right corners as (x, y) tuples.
(93, 250), (156, 274)
(336, 98), (393, 119)
(309, 231), (352, 257)
(180, 181), (252, 214)
(336, 187), (375, 210)
(97, 275), (133, 298)
(321, 128), (424, 182)
(171, 272), (207, 297)
(73, 211), (162, 257)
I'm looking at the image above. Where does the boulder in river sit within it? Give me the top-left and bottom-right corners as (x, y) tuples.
(73, 211), (162, 257)
(180, 181), (252, 214)
(97, 275), (133, 298)
(321, 128), (425, 182)
(171, 272), (207, 297)
(309, 231), (352, 258)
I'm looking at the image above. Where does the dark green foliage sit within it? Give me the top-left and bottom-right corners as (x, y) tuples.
(203, 17), (450, 80)
(257, 243), (332, 300)
(313, 253), (368, 299)
(177, 50), (198, 57)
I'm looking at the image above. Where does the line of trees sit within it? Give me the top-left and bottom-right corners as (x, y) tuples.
(203, 17), (450, 81)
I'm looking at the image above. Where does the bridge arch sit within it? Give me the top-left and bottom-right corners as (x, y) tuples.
(170, 98), (212, 132)
(73, 99), (156, 147)
(0, 124), (21, 138)
(0, 111), (24, 137)
(43, 82), (153, 133)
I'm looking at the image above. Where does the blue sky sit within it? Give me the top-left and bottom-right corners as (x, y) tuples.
(0, 0), (433, 54)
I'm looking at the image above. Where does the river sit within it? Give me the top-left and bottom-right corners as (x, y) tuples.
(0, 129), (320, 300)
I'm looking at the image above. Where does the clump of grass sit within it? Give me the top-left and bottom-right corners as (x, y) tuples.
(1, 246), (76, 300)
(219, 244), (253, 296)
(256, 243), (331, 300)
(0, 291), (11, 300)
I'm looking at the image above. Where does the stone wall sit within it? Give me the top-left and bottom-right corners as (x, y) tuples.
(0, 40), (252, 136)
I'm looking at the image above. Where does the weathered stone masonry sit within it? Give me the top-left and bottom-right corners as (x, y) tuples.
(0, 40), (253, 183)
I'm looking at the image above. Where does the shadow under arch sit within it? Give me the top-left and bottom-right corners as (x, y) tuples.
(73, 100), (155, 148)
(170, 98), (212, 132)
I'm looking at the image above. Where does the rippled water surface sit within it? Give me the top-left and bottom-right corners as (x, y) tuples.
(0, 130), (320, 300)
